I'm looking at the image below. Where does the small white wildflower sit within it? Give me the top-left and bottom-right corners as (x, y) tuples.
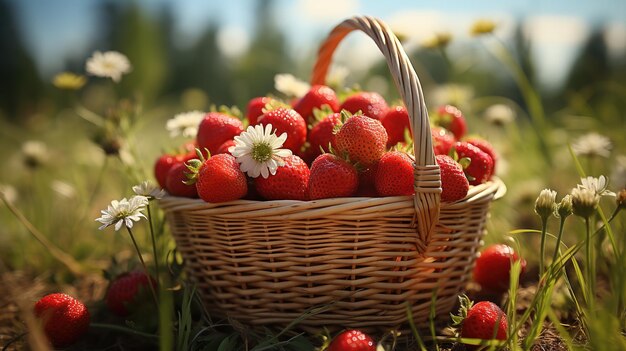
(555, 194), (573, 218)
(86, 51), (132, 82)
(50, 180), (76, 199)
(484, 104), (516, 126)
(132, 181), (165, 200)
(429, 84), (474, 108)
(571, 132), (612, 158)
(21, 140), (49, 168)
(534, 188), (557, 220)
(327, 65), (349, 88)
(571, 187), (600, 219)
(274, 73), (310, 98)
(96, 195), (149, 231)
(165, 111), (205, 138)
(0, 184), (18, 205)
(578, 175), (615, 197)
(229, 124), (292, 179)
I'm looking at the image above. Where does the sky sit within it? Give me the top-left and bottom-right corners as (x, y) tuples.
(10, 0), (626, 89)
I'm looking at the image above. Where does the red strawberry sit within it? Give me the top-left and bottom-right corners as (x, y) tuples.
(246, 96), (274, 126)
(380, 105), (410, 147)
(191, 153), (248, 203)
(106, 271), (157, 317)
(293, 85), (340, 124)
(327, 329), (376, 351)
(435, 105), (467, 140)
(454, 141), (494, 185)
(473, 244), (527, 293)
(308, 112), (342, 159)
(308, 153), (358, 200)
(154, 147), (196, 189)
(340, 92), (389, 120)
(335, 114), (388, 167)
(166, 162), (198, 198)
(155, 154), (180, 189)
(196, 112), (244, 155)
(453, 296), (507, 350)
(374, 151), (415, 196)
(466, 137), (497, 172)
(255, 155), (310, 200)
(34, 293), (90, 348)
(215, 139), (236, 155)
(436, 155), (469, 202)
(258, 108), (307, 153)
(431, 126), (456, 156)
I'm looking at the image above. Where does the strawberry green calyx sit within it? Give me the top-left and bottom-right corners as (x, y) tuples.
(451, 294), (474, 327)
(184, 148), (210, 185)
(209, 104), (242, 120)
(331, 109), (354, 135)
(311, 104), (337, 124)
(261, 99), (291, 114)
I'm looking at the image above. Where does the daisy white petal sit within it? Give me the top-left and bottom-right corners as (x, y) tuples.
(578, 175), (615, 197)
(96, 196), (148, 231)
(230, 123), (292, 178)
(572, 133), (612, 158)
(165, 111), (205, 138)
(132, 181), (165, 199)
(85, 51), (132, 82)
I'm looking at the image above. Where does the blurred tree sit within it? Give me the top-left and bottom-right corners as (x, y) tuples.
(564, 29), (609, 93)
(0, 0), (43, 123)
(231, 0), (294, 105)
(169, 23), (234, 106)
(563, 28), (626, 126)
(99, 1), (168, 102)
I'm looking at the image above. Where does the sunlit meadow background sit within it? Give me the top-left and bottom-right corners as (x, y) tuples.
(0, 0), (625, 349)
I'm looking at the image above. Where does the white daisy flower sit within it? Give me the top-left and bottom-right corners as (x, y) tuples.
(96, 195), (149, 231)
(21, 140), (49, 168)
(86, 51), (132, 82)
(132, 181), (165, 200)
(484, 104), (516, 126)
(51, 180), (76, 199)
(571, 132), (612, 158)
(229, 124), (292, 179)
(577, 175), (616, 197)
(165, 111), (205, 138)
(274, 73), (310, 98)
(534, 188), (557, 219)
(0, 184), (18, 205)
(571, 187), (600, 218)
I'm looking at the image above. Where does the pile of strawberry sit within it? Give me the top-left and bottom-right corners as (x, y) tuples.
(154, 85), (497, 203)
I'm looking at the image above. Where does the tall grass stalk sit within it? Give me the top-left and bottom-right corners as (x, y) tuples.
(483, 36), (552, 165)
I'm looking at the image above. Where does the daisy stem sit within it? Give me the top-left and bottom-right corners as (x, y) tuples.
(539, 217), (548, 277)
(551, 217), (566, 268)
(126, 227), (159, 311)
(585, 217), (595, 311)
(146, 203), (160, 283)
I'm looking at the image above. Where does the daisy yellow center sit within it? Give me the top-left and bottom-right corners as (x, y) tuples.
(252, 142), (273, 163)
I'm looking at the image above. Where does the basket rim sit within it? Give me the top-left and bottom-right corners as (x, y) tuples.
(158, 177), (505, 217)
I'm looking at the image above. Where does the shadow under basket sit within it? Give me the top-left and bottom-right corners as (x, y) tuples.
(158, 15), (506, 333)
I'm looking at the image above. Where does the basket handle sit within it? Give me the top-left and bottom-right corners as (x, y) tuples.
(311, 16), (441, 250)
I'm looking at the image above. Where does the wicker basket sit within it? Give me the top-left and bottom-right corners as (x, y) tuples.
(159, 15), (506, 332)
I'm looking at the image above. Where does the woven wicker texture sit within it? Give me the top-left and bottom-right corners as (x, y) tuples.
(159, 15), (506, 331)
